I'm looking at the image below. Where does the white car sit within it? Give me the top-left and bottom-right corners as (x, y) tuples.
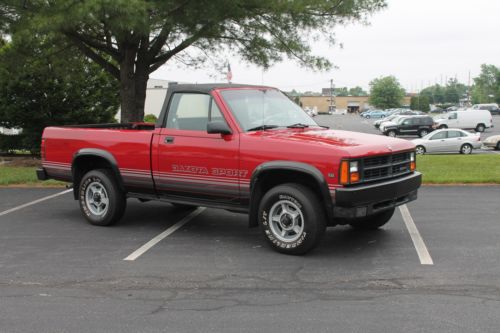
(483, 135), (500, 150)
(413, 129), (482, 155)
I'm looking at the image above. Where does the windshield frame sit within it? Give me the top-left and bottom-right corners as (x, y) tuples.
(218, 88), (320, 132)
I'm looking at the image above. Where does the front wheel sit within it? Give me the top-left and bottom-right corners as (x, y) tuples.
(460, 143), (473, 154)
(386, 130), (397, 137)
(259, 184), (326, 255)
(349, 208), (395, 230)
(416, 145), (426, 155)
(418, 129), (429, 137)
(79, 169), (126, 226)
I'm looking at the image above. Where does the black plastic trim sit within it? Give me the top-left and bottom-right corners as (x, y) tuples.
(36, 168), (48, 181)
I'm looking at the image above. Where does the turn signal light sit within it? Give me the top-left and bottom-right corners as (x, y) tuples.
(340, 160), (349, 185)
(350, 172), (360, 183)
(410, 161), (416, 171)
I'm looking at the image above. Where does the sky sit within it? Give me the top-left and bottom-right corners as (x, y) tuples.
(151, 0), (500, 94)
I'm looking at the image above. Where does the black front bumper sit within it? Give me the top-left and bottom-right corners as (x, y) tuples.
(333, 172), (422, 218)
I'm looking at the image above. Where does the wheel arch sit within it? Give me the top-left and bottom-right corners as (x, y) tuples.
(248, 161), (333, 228)
(71, 149), (124, 199)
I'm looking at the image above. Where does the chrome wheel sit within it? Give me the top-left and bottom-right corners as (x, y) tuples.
(269, 200), (304, 242)
(388, 131), (396, 137)
(461, 144), (472, 154)
(416, 146), (425, 155)
(85, 181), (109, 216)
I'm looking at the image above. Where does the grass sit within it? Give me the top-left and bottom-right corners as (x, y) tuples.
(0, 166), (66, 187)
(417, 154), (500, 184)
(1, 155), (499, 186)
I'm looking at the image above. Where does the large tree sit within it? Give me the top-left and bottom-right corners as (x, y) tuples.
(368, 76), (405, 109)
(472, 64), (500, 104)
(1, 0), (386, 122)
(0, 34), (119, 152)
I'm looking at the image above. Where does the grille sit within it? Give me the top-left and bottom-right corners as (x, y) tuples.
(361, 152), (412, 183)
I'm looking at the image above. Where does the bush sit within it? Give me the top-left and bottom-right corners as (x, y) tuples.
(144, 114), (158, 123)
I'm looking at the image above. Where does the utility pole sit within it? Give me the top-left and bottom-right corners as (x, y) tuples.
(467, 70), (471, 106)
(329, 79), (336, 114)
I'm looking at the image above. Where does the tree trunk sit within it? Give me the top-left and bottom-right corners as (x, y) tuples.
(119, 46), (145, 123)
(134, 63), (149, 122)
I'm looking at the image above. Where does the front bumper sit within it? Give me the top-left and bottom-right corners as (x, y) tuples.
(333, 172), (422, 218)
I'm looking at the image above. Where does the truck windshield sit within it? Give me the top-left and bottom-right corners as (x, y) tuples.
(220, 89), (318, 131)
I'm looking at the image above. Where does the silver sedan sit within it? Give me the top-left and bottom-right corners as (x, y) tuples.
(412, 129), (482, 154)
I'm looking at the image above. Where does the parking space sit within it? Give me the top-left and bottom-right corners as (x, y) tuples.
(0, 186), (499, 332)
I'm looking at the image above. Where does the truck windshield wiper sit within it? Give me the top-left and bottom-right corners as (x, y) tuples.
(287, 123), (310, 129)
(247, 125), (279, 132)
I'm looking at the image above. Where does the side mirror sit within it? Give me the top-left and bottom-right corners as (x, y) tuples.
(207, 121), (232, 135)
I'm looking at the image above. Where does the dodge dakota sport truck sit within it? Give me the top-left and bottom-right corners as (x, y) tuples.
(38, 83), (421, 254)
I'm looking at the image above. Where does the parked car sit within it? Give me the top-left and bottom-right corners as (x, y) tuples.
(471, 103), (499, 115)
(362, 110), (387, 119)
(413, 129), (482, 155)
(433, 109), (493, 132)
(483, 135), (500, 150)
(374, 115), (404, 129)
(37, 83), (421, 255)
(379, 115), (407, 133)
(382, 115), (435, 137)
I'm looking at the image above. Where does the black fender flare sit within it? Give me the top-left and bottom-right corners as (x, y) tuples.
(248, 161), (333, 227)
(71, 148), (124, 199)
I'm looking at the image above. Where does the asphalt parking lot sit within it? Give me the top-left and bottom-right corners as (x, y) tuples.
(315, 113), (500, 154)
(0, 186), (499, 332)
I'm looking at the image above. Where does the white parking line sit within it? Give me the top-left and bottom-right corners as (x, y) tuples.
(399, 204), (434, 265)
(0, 189), (73, 217)
(124, 207), (206, 261)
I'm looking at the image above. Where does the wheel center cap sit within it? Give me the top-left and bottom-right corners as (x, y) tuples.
(93, 193), (101, 203)
(280, 214), (293, 230)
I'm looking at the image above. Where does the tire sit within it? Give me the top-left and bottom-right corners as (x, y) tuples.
(387, 130), (397, 137)
(460, 143), (473, 155)
(78, 169), (126, 226)
(416, 145), (426, 155)
(418, 129), (429, 137)
(496, 142), (500, 151)
(475, 124), (485, 132)
(349, 208), (395, 230)
(439, 125), (448, 129)
(366, 115), (371, 119)
(258, 183), (326, 255)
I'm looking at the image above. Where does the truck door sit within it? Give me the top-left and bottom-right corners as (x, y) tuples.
(154, 92), (241, 203)
(447, 112), (459, 128)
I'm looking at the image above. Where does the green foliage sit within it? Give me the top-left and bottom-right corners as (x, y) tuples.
(0, 35), (119, 153)
(368, 76), (406, 109)
(410, 95), (430, 112)
(1, 0), (387, 121)
(334, 87), (349, 96)
(472, 64), (500, 104)
(143, 114), (158, 123)
(420, 79), (467, 104)
(349, 86), (368, 96)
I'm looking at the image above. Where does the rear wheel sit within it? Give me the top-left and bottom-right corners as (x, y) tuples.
(418, 129), (429, 137)
(366, 115), (371, 119)
(460, 143), (473, 154)
(387, 130), (397, 137)
(349, 208), (395, 230)
(416, 145), (426, 155)
(258, 183), (326, 255)
(79, 169), (126, 226)
(439, 125), (448, 129)
(475, 124), (485, 132)
(496, 142), (500, 151)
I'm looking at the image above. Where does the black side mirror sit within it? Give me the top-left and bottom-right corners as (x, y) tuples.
(207, 121), (232, 135)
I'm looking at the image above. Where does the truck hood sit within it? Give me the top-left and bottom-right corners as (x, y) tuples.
(254, 129), (415, 157)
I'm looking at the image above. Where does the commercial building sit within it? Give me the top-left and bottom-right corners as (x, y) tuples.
(299, 95), (412, 113)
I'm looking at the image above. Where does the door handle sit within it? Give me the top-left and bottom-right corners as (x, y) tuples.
(164, 136), (174, 144)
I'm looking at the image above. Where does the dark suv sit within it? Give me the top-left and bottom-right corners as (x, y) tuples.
(383, 115), (435, 138)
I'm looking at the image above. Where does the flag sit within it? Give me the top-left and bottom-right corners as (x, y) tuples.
(226, 63), (232, 83)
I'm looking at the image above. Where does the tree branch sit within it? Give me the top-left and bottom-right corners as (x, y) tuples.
(64, 30), (121, 61)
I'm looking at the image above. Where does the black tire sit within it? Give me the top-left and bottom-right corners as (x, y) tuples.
(366, 115), (371, 119)
(258, 183), (326, 255)
(475, 124), (485, 132)
(386, 130), (397, 137)
(78, 169), (126, 226)
(439, 125), (448, 129)
(416, 145), (426, 155)
(418, 129), (429, 137)
(496, 142), (500, 151)
(349, 208), (395, 230)
(460, 143), (473, 154)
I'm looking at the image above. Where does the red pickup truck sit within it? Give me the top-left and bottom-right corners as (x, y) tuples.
(38, 84), (421, 254)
